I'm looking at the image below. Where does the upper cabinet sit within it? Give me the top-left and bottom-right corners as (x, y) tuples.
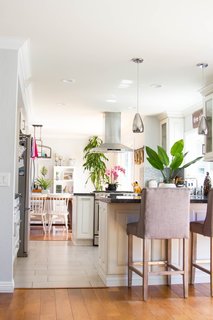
(202, 94), (213, 161)
(159, 113), (184, 153)
(201, 84), (213, 161)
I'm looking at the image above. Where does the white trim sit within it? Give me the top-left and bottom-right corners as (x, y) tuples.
(0, 280), (14, 293)
(18, 39), (32, 122)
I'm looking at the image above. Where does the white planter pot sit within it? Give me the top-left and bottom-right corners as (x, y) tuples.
(41, 189), (50, 194)
(158, 183), (176, 188)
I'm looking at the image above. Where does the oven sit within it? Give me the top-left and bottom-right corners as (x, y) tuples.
(94, 198), (100, 246)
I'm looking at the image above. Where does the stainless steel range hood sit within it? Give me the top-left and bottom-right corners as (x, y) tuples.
(92, 112), (133, 153)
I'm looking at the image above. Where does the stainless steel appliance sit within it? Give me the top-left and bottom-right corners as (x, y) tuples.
(93, 191), (133, 246)
(17, 134), (32, 257)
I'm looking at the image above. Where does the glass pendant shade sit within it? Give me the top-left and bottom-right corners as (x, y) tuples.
(132, 112), (144, 133)
(198, 115), (208, 135)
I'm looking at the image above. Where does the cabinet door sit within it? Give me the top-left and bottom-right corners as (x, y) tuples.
(205, 98), (213, 154)
(160, 120), (167, 150)
(77, 196), (94, 239)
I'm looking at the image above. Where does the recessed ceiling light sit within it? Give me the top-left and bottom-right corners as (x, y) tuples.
(121, 80), (133, 85)
(150, 84), (162, 88)
(106, 99), (117, 103)
(61, 79), (76, 84)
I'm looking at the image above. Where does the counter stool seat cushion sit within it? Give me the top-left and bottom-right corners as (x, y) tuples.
(127, 222), (138, 236)
(190, 221), (204, 235)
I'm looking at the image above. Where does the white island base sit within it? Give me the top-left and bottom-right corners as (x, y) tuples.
(98, 201), (210, 287)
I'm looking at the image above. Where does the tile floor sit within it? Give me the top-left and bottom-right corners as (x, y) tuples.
(14, 240), (106, 288)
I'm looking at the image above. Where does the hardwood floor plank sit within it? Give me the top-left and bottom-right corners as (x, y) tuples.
(40, 289), (56, 320)
(55, 289), (74, 320)
(68, 289), (90, 320)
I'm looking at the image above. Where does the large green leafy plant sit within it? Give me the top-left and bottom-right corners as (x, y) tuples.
(83, 136), (108, 191)
(145, 139), (202, 183)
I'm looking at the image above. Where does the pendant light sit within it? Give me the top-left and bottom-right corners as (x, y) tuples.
(197, 62), (208, 135)
(132, 58), (144, 133)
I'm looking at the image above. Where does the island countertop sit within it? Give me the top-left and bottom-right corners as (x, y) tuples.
(98, 194), (208, 204)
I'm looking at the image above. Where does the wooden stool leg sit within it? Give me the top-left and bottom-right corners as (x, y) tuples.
(128, 234), (133, 287)
(183, 238), (188, 298)
(166, 239), (172, 286)
(210, 237), (213, 297)
(190, 232), (197, 284)
(143, 238), (149, 301)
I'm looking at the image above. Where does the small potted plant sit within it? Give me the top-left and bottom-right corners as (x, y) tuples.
(105, 165), (126, 191)
(35, 166), (52, 193)
(145, 139), (202, 186)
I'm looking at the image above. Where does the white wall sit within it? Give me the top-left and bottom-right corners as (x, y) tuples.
(0, 49), (19, 291)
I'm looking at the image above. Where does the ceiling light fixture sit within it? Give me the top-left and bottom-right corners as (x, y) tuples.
(61, 79), (76, 84)
(132, 58), (144, 133)
(197, 63), (208, 135)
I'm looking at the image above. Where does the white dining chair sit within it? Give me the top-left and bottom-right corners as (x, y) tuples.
(47, 194), (70, 234)
(30, 194), (48, 233)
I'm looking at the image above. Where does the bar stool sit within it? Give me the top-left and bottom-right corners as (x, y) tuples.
(127, 188), (190, 301)
(190, 189), (213, 296)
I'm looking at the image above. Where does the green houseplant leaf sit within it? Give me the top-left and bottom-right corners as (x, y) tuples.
(157, 146), (169, 166)
(170, 139), (184, 156)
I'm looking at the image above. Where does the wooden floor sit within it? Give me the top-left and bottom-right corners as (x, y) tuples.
(30, 226), (72, 241)
(1, 284), (213, 320)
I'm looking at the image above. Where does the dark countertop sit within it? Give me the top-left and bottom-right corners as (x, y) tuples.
(73, 193), (95, 196)
(190, 195), (208, 203)
(99, 194), (208, 204)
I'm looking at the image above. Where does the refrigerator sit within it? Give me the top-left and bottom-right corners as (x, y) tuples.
(17, 134), (32, 257)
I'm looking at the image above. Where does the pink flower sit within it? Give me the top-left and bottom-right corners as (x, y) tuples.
(105, 165), (125, 184)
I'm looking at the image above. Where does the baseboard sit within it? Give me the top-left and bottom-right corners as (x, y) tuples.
(0, 280), (14, 292)
(72, 239), (93, 246)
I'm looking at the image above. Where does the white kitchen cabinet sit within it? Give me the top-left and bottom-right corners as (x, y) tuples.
(203, 94), (213, 161)
(13, 197), (20, 263)
(53, 166), (74, 194)
(72, 195), (94, 245)
(159, 113), (184, 153)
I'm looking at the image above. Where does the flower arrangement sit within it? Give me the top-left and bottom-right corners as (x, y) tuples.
(105, 165), (125, 189)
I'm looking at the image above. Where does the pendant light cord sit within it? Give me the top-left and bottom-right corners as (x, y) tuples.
(137, 61), (139, 113)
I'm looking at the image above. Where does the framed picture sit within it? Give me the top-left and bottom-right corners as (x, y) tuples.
(63, 171), (73, 180)
(56, 184), (62, 193)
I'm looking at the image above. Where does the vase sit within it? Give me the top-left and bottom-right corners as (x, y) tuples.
(106, 183), (117, 191)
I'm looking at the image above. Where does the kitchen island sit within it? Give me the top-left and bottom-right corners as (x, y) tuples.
(98, 194), (209, 287)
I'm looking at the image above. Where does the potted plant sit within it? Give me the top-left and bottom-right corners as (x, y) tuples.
(105, 165), (126, 191)
(83, 136), (109, 191)
(35, 166), (52, 193)
(145, 139), (202, 185)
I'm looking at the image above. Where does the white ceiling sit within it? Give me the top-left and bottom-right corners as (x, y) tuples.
(1, 0), (213, 137)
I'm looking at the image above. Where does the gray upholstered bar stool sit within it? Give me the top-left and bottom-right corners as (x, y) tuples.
(127, 188), (190, 301)
(190, 189), (213, 296)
